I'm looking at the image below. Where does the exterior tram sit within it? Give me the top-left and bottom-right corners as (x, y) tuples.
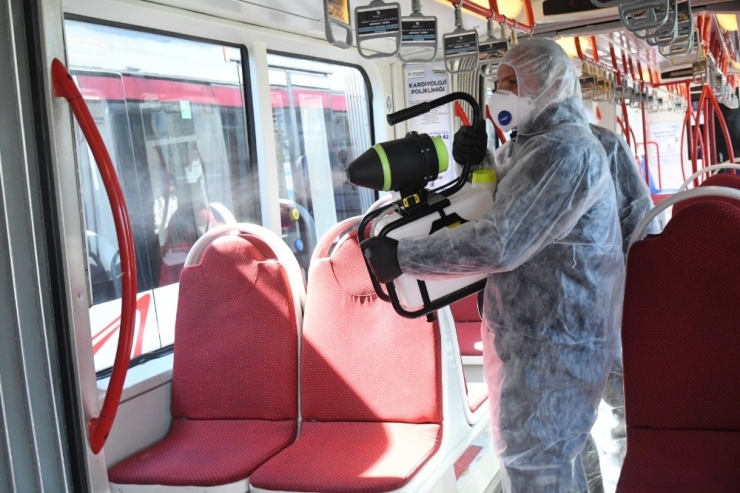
(1, 0), (739, 492)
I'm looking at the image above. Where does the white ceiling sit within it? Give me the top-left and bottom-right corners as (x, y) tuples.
(140, 0), (739, 70)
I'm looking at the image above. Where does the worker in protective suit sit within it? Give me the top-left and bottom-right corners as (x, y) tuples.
(463, 102), (660, 492)
(484, 121), (657, 492)
(361, 38), (625, 492)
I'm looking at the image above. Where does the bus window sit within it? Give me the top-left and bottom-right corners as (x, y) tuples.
(65, 20), (258, 372)
(267, 54), (375, 271)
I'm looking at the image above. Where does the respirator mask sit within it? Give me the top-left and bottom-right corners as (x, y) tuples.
(487, 90), (536, 133)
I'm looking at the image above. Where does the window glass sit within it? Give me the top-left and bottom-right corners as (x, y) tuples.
(65, 20), (258, 372)
(268, 54), (374, 272)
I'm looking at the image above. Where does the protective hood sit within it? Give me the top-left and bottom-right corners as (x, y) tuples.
(498, 38), (586, 135)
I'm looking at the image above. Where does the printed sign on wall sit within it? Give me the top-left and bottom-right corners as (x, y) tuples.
(404, 63), (455, 186)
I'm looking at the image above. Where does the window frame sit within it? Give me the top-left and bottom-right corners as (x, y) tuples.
(267, 50), (376, 150)
(64, 15), (259, 378)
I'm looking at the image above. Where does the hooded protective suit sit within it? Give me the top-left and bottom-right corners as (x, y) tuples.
(485, 123), (656, 492)
(589, 124), (657, 254)
(396, 39), (625, 492)
(588, 124), (659, 492)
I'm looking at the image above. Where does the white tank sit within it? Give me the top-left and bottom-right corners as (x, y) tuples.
(373, 184), (494, 312)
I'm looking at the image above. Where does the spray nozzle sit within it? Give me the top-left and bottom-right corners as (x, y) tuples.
(347, 92), (481, 203)
(346, 132), (448, 196)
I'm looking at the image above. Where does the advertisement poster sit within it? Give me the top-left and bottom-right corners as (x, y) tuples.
(405, 63), (455, 186)
(648, 121), (685, 190)
(327, 0), (350, 26)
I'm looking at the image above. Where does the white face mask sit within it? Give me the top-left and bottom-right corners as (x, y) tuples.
(487, 90), (536, 132)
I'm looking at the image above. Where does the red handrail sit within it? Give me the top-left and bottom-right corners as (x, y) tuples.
(690, 85), (735, 188)
(610, 43), (633, 147)
(637, 60), (650, 189)
(51, 59), (137, 455)
(485, 105), (507, 144)
(455, 101), (472, 126)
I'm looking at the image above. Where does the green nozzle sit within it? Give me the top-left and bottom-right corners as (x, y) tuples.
(372, 144), (392, 191)
(431, 136), (449, 173)
(346, 133), (448, 193)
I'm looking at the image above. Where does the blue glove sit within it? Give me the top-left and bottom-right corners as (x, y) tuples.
(452, 120), (488, 165)
(360, 236), (402, 284)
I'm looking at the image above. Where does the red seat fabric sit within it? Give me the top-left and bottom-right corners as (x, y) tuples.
(170, 235), (298, 421)
(617, 429), (740, 493)
(250, 422), (441, 492)
(617, 201), (740, 492)
(300, 232), (441, 424)
(450, 294), (483, 357)
(250, 231), (442, 492)
(108, 420), (297, 486)
(672, 172), (740, 215)
(109, 234), (299, 486)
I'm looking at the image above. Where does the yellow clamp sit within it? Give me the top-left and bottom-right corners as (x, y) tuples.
(402, 194), (421, 209)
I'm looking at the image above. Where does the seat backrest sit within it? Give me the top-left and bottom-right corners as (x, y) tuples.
(171, 233), (299, 421)
(450, 294), (483, 358)
(623, 200), (740, 432)
(301, 230), (442, 424)
(672, 173), (740, 215)
(450, 293), (480, 323)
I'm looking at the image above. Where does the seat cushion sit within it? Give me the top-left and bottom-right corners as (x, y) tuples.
(108, 419), (296, 487)
(249, 421), (442, 492)
(617, 428), (740, 493)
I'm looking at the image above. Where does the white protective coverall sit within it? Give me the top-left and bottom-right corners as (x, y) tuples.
(487, 121), (659, 493)
(396, 39), (625, 492)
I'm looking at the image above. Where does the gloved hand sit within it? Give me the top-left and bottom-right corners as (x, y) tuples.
(360, 236), (402, 284)
(452, 120), (488, 165)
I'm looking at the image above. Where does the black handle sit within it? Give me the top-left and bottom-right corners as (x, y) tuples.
(387, 92), (481, 126)
(387, 102), (432, 125)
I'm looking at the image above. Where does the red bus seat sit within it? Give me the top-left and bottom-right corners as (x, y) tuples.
(450, 293), (483, 357)
(617, 200), (740, 492)
(109, 232), (301, 491)
(672, 173), (740, 216)
(249, 229), (443, 493)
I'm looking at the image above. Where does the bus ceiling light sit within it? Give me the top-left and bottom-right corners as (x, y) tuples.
(717, 14), (738, 32)
(555, 37), (583, 59)
(439, 0), (525, 21)
(468, 0), (524, 19)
